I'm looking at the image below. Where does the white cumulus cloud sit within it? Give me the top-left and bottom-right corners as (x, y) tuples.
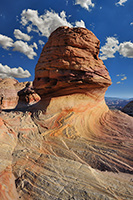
(99, 37), (119, 60)
(13, 41), (37, 59)
(100, 37), (133, 60)
(116, 74), (125, 77)
(30, 42), (38, 50)
(75, 0), (95, 11)
(130, 22), (133, 26)
(38, 40), (45, 47)
(14, 29), (32, 41)
(0, 63), (31, 79)
(115, 0), (128, 6)
(116, 74), (127, 84)
(119, 42), (133, 58)
(121, 76), (127, 80)
(0, 33), (37, 59)
(75, 20), (86, 28)
(21, 9), (86, 38)
(0, 34), (14, 49)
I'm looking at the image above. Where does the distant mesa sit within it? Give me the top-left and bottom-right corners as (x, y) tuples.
(105, 97), (131, 110)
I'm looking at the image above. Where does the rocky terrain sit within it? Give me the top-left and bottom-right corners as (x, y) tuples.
(0, 27), (133, 200)
(105, 97), (130, 110)
(122, 101), (133, 116)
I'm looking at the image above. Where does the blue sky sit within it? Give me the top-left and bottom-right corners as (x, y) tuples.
(0, 0), (132, 98)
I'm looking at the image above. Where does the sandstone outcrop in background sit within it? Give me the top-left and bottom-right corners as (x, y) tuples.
(0, 79), (40, 110)
(0, 27), (133, 200)
(0, 78), (19, 109)
(122, 101), (133, 116)
(16, 81), (40, 109)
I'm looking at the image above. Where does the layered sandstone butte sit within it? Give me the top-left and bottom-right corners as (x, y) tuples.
(33, 26), (111, 97)
(0, 27), (133, 200)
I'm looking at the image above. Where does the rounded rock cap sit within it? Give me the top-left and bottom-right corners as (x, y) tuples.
(33, 26), (112, 97)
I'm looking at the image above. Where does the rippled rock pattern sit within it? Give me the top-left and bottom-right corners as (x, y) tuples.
(0, 109), (133, 200)
(0, 27), (133, 200)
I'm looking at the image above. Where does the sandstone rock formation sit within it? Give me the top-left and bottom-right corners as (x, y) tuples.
(0, 27), (133, 200)
(122, 100), (133, 116)
(16, 82), (40, 109)
(33, 26), (111, 97)
(0, 79), (40, 110)
(0, 78), (19, 109)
